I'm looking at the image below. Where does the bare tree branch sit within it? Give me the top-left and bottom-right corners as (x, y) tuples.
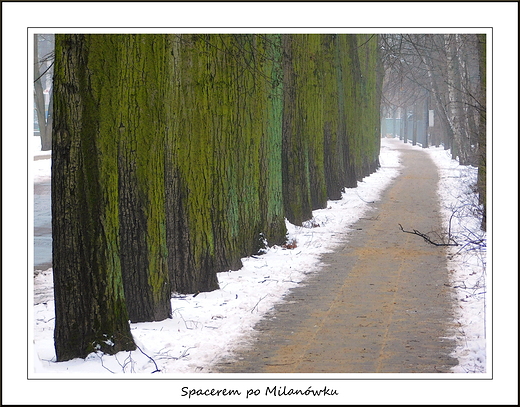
(398, 223), (459, 246)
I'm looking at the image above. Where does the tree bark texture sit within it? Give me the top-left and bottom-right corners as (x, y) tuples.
(476, 34), (486, 230)
(113, 35), (172, 323)
(281, 34), (381, 224)
(52, 34), (382, 360)
(166, 34), (288, 293)
(445, 34), (472, 164)
(34, 35), (53, 151)
(52, 35), (136, 361)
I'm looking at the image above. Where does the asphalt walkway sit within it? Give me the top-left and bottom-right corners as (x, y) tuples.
(212, 139), (458, 373)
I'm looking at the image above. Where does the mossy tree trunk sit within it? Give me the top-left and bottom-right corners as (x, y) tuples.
(167, 34), (287, 293)
(281, 34), (331, 225)
(165, 35), (220, 293)
(281, 34), (313, 225)
(323, 34), (346, 200)
(335, 35), (358, 189)
(52, 34), (136, 361)
(258, 34), (287, 245)
(345, 34), (381, 180)
(282, 34), (382, 223)
(51, 33), (382, 359)
(53, 34), (175, 362)
(114, 35), (172, 323)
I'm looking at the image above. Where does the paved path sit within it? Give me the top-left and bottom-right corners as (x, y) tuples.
(212, 140), (458, 373)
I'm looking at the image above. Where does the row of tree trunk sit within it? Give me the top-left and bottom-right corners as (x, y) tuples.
(51, 34), (382, 361)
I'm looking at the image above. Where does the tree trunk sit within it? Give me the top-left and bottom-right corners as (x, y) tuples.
(412, 103), (418, 146)
(167, 34), (287, 292)
(335, 35), (356, 189)
(113, 35), (172, 322)
(392, 108), (398, 138)
(419, 38), (453, 150)
(281, 34), (313, 225)
(403, 106), (409, 143)
(363, 33), (383, 176)
(34, 35), (52, 151)
(52, 34), (136, 361)
(44, 86), (54, 151)
(445, 34), (468, 163)
(323, 34), (346, 200)
(477, 34), (486, 230)
(423, 93), (429, 148)
(258, 34), (288, 245)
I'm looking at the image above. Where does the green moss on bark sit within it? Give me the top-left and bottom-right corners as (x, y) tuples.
(168, 35), (287, 293)
(52, 34), (136, 361)
(281, 34), (382, 223)
(52, 35), (383, 361)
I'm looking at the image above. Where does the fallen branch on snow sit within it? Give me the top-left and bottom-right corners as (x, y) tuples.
(250, 294), (269, 313)
(398, 223), (459, 246)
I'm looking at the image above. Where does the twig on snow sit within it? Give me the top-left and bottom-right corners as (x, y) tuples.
(398, 224), (459, 246)
(250, 294), (269, 313)
(134, 343), (161, 373)
(95, 352), (116, 374)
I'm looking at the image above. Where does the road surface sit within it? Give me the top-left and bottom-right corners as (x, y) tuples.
(212, 140), (458, 373)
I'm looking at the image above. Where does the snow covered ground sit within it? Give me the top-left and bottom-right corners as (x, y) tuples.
(31, 137), (488, 379)
(423, 143), (488, 374)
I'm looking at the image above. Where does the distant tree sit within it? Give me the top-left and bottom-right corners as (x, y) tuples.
(476, 34), (487, 230)
(34, 34), (54, 151)
(380, 33), (486, 230)
(380, 34), (483, 166)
